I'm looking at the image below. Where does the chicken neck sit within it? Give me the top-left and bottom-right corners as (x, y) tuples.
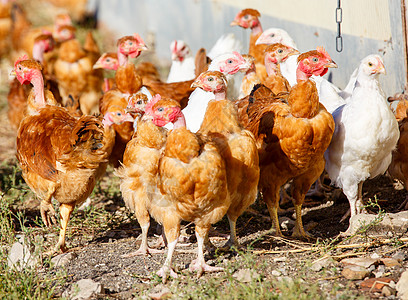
(173, 112), (186, 129)
(265, 59), (278, 77)
(117, 50), (128, 67)
(250, 21), (263, 35)
(32, 42), (46, 63)
(31, 69), (46, 107)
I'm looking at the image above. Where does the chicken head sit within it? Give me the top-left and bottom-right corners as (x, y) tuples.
(93, 52), (119, 71)
(230, 8), (261, 29)
(170, 40), (191, 62)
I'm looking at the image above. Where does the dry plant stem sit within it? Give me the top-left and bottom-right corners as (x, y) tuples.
(252, 237), (408, 255)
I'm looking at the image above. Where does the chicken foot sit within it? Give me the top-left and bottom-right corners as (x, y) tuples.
(189, 225), (223, 277)
(40, 186), (57, 227)
(121, 223), (163, 257)
(292, 204), (313, 240)
(40, 199), (57, 227)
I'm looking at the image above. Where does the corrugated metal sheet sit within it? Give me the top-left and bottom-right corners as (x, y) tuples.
(89, 0), (407, 96)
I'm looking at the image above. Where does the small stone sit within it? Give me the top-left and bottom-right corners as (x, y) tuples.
(271, 270), (281, 276)
(396, 270), (408, 300)
(277, 276), (293, 284)
(392, 251), (407, 262)
(381, 258), (401, 268)
(311, 257), (333, 272)
(340, 257), (378, 268)
(382, 286), (396, 297)
(371, 253), (381, 259)
(233, 269), (260, 283)
(273, 257), (287, 262)
(63, 279), (104, 300)
(7, 242), (38, 271)
(279, 217), (295, 231)
(360, 277), (392, 292)
(341, 265), (370, 280)
(149, 286), (171, 300)
(50, 253), (74, 268)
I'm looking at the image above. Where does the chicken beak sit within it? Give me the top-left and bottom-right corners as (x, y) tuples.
(191, 81), (199, 89)
(139, 45), (148, 51)
(93, 61), (102, 69)
(376, 63), (386, 75)
(123, 113), (135, 122)
(289, 49), (300, 57)
(230, 20), (239, 26)
(324, 60), (338, 68)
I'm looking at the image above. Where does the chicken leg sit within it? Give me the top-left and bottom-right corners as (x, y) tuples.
(264, 187), (284, 237)
(341, 181), (364, 235)
(156, 218), (180, 283)
(122, 203), (163, 257)
(56, 203), (75, 253)
(189, 225), (223, 277)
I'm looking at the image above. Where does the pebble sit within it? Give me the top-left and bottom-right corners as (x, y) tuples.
(396, 270), (408, 300)
(7, 241), (38, 271)
(50, 252), (75, 268)
(271, 270), (281, 277)
(63, 278), (104, 300)
(381, 258), (401, 268)
(311, 257), (333, 272)
(233, 269), (260, 283)
(341, 265), (370, 280)
(340, 257), (378, 269)
(273, 256), (287, 262)
(382, 286), (396, 297)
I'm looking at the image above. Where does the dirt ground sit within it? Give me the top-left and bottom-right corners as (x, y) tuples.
(1, 88), (408, 299)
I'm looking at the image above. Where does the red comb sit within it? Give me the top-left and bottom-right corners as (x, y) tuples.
(15, 54), (29, 68)
(232, 51), (245, 63)
(133, 33), (145, 45)
(173, 40), (177, 52)
(316, 46), (331, 60)
(145, 94), (161, 115)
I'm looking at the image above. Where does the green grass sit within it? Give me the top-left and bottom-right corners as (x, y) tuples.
(138, 249), (364, 300)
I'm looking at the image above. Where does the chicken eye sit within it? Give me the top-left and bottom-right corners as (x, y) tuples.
(312, 57), (319, 62)
(207, 77), (214, 82)
(106, 58), (111, 62)
(137, 100), (142, 105)
(18, 66), (22, 70)
(368, 62), (373, 67)
(243, 15), (249, 19)
(227, 59), (233, 64)
(270, 34), (275, 37)
(116, 112), (122, 116)
(157, 107), (164, 112)
(128, 41), (133, 46)
(277, 49), (283, 53)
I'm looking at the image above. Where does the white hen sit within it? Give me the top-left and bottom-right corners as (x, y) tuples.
(324, 55), (399, 234)
(167, 40), (196, 83)
(182, 52), (251, 132)
(167, 34), (243, 84)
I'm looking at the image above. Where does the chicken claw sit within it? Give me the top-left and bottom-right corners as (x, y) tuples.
(40, 200), (57, 227)
(156, 266), (178, 283)
(121, 247), (163, 258)
(189, 259), (224, 278)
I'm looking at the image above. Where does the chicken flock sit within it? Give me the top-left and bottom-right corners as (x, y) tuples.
(3, 3), (407, 282)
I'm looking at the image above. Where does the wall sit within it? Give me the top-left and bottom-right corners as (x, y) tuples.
(88, 0), (407, 96)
